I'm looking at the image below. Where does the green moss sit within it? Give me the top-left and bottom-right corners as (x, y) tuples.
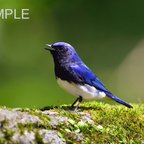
(35, 131), (44, 143)
(51, 102), (144, 143)
(0, 102), (144, 143)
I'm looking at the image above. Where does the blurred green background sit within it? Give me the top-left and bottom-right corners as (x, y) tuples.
(0, 0), (144, 108)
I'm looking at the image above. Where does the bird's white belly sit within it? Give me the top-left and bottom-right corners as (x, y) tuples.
(57, 78), (106, 100)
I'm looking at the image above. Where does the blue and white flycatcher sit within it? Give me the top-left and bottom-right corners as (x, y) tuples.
(45, 42), (133, 109)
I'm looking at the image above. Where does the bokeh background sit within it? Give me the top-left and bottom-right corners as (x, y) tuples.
(0, 0), (144, 108)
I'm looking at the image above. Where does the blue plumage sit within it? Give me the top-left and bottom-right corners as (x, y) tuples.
(70, 64), (108, 92)
(45, 42), (133, 109)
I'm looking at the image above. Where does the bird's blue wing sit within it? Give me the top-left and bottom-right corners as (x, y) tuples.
(70, 64), (109, 92)
(70, 64), (133, 108)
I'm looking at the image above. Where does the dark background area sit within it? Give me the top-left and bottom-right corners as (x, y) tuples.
(0, 0), (144, 107)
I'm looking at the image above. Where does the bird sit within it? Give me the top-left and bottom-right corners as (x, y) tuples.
(45, 42), (133, 109)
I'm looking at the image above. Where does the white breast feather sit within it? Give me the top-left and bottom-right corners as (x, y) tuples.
(57, 78), (106, 100)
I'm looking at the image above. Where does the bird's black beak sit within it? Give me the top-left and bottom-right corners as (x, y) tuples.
(45, 44), (55, 51)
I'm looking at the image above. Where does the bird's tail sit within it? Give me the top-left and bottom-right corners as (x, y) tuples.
(105, 91), (133, 108)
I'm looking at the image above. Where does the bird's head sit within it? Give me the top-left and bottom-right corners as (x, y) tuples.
(45, 42), (82, 64)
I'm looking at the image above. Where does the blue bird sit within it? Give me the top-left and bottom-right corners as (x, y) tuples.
(45, 42), (133, 109)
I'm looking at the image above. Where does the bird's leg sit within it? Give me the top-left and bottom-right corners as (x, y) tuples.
(75, 96), (83, 110)
(71, 96), (83, 110)
(71, 97), (80, 108)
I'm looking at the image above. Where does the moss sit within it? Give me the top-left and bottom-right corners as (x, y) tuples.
(0, 102), (144, 143)
(52, 102), (144, 143)
(3, 129), (14, 141)
(35, 131), (44, 143)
